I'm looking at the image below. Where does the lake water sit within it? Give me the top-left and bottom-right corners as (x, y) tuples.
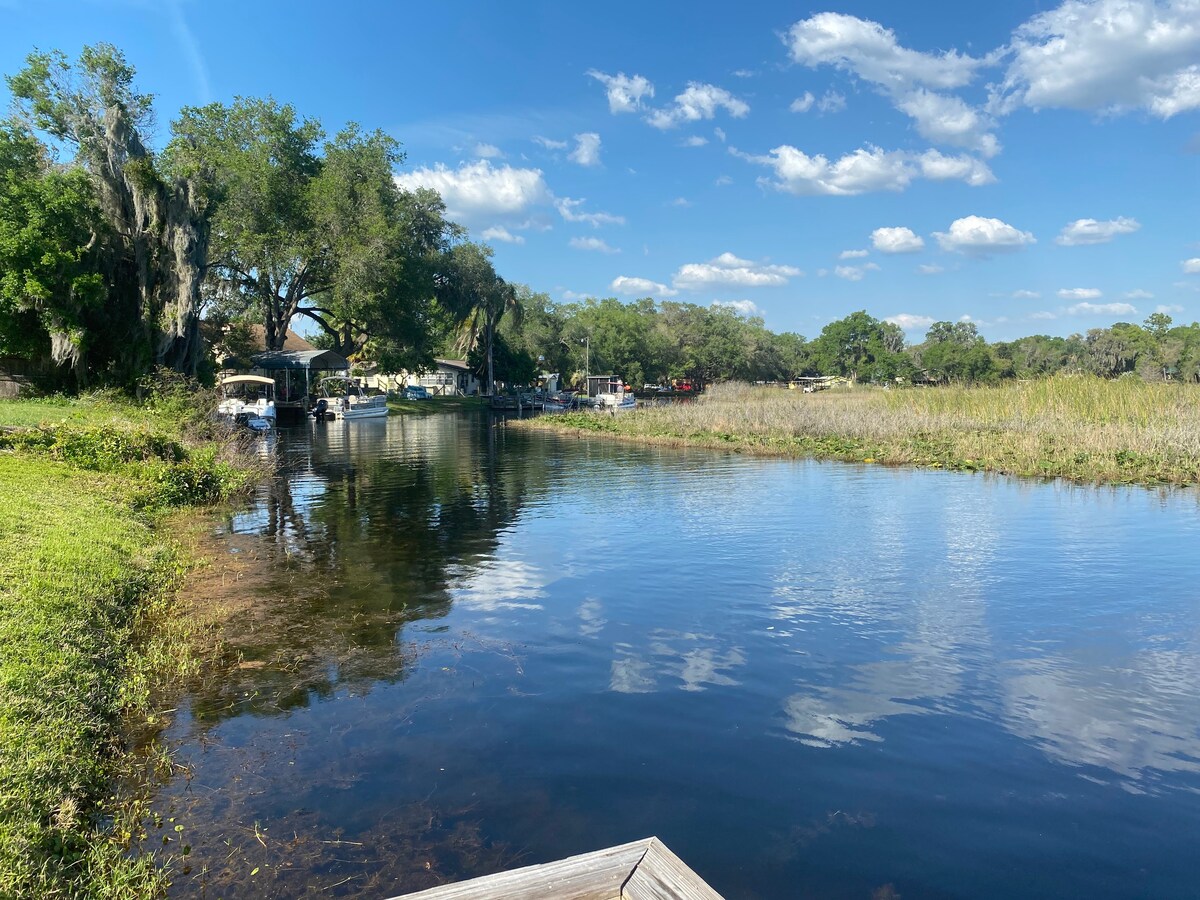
(151, 412), (1200, 899)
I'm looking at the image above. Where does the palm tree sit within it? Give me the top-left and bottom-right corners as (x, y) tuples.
(438, 242), (523, 396)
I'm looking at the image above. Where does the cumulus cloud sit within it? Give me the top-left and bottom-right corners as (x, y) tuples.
(714, 175), (733, 186)
(481, 226), (524, 245)
(790, 91), (815, 112)
(1156, 303), (1185, 313)
(784, 12), (996, 151)
(894, 88), (1000, 156)
(473, 142), (502, 158)
(1124, 289), (1155, 299)
(835, 262), (880, 281)
(682, 135), (709, 147)
(555, 197), (625, 227)
(739, 144), (994, 196)
(611, 275), (677, 297)
(817, 90), (847, 113)
(1031, 310), (1059, 320)
(569, 132), (602, 166)
(587, 69), (655, 113)
(1013, 289), (1041, 298)
(934, 215), (1036, 256)
(918, 264), (944, 275)
(785, 12), (982, 91)
(647, 82), (750, 129)
(839, 249), (869, 259)
(886, 313), (936, 331)
(713, 299), (763, 317)
(672, 252), (803, 291)
(994, 0), (1200, 118)
(533, 135), (568, 150)
(1067, 301), (1138, 316)
(1183, 258), (1200, 273)
(569, 236), (618, 253)
(871, 226), (925, 253)
(1058, 287), (1103, 300)
(1056, 216), (1141, 245)
(395, 160), (550, 222)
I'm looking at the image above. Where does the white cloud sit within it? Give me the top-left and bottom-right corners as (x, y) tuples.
(1067, 301), (1138, 316)
(994, 0), (1200, 118)
(714, 175), (733, 186)
(835, 262), (880, 281)
(672, 252), (803, 291)
(481, 226), (524, 245)
(871, 225), (925, 253)
(587, 69), (655, 113)
(555, 197), (626, 227)
(714, 127), (727, 142)
(1031, 310), (1058, 320)
(1183, 258), (1200, 273)
(395, 160), (550, 222)
(669, 197), (691, 207)
(817, 90), (847, 113)
(934, 215), (1036, 256)
(839, 249), (869, 259)
(569, 132), (602, 167)
(1156, 303), (1185, 313)
(1056, 216), (1141, 245)
(712, 299), (763, 317)
(918, 264), (944, 275)
(533, 135), (568, 150)
(682, 135), (709, 147)
(561, 289), (589, 301)
(1124, 289), (1155, 299)
(1013, 289), (1041, 298)
(1058, 287), (1103, 300)
(611, 275), (677, 297)
(785, 12), (982, 91)
(790, 92), (815, 113)
(569, 236), (618, 253)
(473, 142), (502, 159)
(895, 89), (1000, 156)
(886, 313), (936, 331)
(647, 82), (750, 129)
(740, 144), (994, 196)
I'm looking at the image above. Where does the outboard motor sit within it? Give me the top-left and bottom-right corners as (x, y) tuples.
(313, 398), (329, 420)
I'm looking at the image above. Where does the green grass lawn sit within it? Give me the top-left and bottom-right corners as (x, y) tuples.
(0, 391), (264, 898)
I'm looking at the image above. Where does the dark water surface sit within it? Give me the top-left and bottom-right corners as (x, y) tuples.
(153, 412), (1200, 899)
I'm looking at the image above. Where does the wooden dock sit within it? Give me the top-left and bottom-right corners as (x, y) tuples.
(382, 837), (724, 900)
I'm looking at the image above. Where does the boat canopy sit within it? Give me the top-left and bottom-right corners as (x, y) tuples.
(221, 375), (276, 387)
(250, 349), (350, 371)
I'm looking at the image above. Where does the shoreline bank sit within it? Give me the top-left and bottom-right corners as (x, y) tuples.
(0, 392), (266, 898)
(514, 379), (1200, 488)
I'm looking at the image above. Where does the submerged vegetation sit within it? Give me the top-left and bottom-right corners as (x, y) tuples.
(0, 388), (264, 898)
(521, 378), (1200, 486)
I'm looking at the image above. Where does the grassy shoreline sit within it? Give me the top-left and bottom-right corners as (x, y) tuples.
(0, 391), (264, 898)
(516, 378), (1200, 487)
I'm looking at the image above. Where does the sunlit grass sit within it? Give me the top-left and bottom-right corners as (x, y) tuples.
(522, 377), (1200, 486)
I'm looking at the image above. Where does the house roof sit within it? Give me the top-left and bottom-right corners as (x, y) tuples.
(435, 358), (472, 372)
(248, 325), (316, 353)
(251, 349), (350, 371)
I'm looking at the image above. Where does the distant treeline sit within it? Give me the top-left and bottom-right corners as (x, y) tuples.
(2, 45), (1196, 393)
(495, 297), (1200, 388)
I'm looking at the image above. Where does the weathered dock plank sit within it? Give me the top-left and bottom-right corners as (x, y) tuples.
(381, 836), (725, 900)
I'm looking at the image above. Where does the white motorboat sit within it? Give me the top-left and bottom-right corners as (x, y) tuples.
(217, 375), (277, 432)
(312, 376), (389, 421)
(589, 375), (637, 411)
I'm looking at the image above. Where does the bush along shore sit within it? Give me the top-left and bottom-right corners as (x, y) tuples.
(0, 384), (266, 899)
(518, 378), (1200, 487)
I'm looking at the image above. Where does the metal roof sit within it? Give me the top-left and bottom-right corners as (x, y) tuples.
(250, 349), (350, 371)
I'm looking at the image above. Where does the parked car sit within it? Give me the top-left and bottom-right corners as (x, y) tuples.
(403, 385), (430, 400)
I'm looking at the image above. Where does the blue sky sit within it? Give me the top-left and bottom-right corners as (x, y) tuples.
(3, 0), (1199, 341)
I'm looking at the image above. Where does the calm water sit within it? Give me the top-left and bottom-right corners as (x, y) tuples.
(151, 412), (1200, 899)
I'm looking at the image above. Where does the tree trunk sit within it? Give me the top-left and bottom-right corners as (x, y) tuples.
(486, 317), (495, 397)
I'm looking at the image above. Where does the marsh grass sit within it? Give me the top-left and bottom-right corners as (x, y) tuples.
(0, 391), (269, 898)
(523, 377), (1200, 485)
